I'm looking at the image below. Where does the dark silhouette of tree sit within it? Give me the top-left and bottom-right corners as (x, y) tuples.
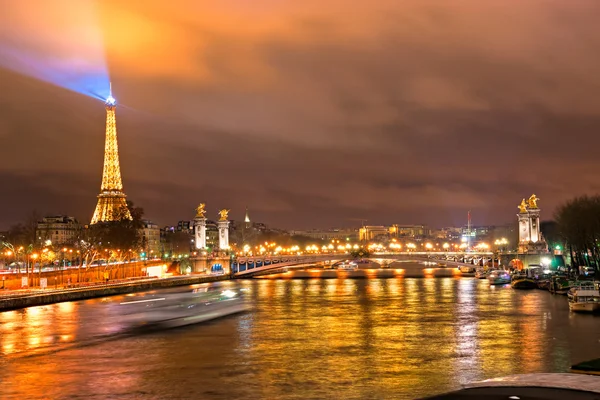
(350, 248), (370, 259)
(163, 230), (193, 256)
(90, 201), (146, 263)
(540, 221), (561, 252)
(555, 195), (600, 271)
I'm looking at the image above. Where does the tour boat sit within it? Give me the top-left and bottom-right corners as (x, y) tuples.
(115, 287), (250, 329)
(568, 281), (600, 313)
(337, 261), (358, 270)
(488, 270), (511, 285)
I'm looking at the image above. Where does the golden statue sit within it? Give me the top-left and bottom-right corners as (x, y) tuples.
(528, 194), (539, 209)
(195, 203), (206, 218)
(518, 199), (528, 213)
(218, 209), (230, 221)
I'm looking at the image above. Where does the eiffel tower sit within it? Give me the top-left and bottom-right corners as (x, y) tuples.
(90, 85), (132, 224)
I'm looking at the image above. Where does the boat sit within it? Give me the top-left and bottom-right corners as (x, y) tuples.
(474, 268), (487, 279)
(458, 265), (476, 273)
(115, 286), (250, 329)
(488, 270), (511, 285)
(550, 275), (573, 295)
(337, 261), (358, 270)
(572, 358), (600, 375)
(568, 281), (600, 313)
(421, 373), (600, 399)
(511, 267), (539, 290)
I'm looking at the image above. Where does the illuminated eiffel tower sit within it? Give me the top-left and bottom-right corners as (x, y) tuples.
(90, 84), (132, 224)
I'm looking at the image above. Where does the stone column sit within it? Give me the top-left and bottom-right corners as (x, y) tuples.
(528, 208), (540, 243)
(194, 217), (207, 250)
(218, 220), (230, 250)
(517, 212), (530, 244)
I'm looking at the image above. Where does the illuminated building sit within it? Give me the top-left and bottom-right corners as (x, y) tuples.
(290, 228), (358, 241)
(36, 216), (81, 245)
(359, 226), (388, 241)
(140, 220), (161, 255)
(90, 85), (132, 224)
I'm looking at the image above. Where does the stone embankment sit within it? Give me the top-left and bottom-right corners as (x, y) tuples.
(0, 274), (230, 311)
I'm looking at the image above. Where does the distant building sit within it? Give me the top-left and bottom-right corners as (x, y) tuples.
(394, 225), (429, 238)
(36, 216), (81, 245)
(205, 220), (219, 248)
(140, 220), (161, 255)
(359, 226), (389, 241)
(290, 228), (358, 242)
(176, 220), (193, 232)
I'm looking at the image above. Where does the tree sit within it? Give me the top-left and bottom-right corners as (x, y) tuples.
(555, 195), (600, 271)
(350, 247), (370, 259)
(163, 230), (193, 256)
(540, 221), (562, 252)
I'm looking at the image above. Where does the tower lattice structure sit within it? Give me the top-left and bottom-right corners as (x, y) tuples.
(91, 90), (132, 224)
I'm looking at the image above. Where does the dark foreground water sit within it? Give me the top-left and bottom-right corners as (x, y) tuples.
(1, 276), (599, 399)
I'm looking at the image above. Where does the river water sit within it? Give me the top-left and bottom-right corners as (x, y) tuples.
(1, 274), (599, 399)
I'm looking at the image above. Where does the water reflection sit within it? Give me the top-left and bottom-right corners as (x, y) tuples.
(2, 277), (600, 399)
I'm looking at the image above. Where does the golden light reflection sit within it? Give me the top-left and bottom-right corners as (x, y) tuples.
(3, 342), (15, 354)
(58, 302), (75, 313)
(29, 336), (41, 347)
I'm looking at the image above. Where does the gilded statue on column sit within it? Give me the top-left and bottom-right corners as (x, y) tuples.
(518, 199), (528, 213)
(218, 209), (230, 221)
(195, 203), (206, 218)
(527, 194), (539, 209)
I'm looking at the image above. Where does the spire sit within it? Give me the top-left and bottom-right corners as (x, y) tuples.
(106, 81), (116, 107)
(244, 206), (251, 223)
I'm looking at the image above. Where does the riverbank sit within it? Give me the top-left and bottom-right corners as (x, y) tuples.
(0, 274), (230, 311)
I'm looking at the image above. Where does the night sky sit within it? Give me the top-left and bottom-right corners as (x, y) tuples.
(1, 0), (600, 230)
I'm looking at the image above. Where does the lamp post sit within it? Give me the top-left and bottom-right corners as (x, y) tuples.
(494, 238), (508, 268)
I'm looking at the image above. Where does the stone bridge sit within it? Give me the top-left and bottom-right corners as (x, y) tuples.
(232, 251), (493, 277)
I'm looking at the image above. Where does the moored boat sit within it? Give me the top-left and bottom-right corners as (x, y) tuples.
(568, 281), (600, 313)
(511, 267), (540, 290)
(550, 275), (573, 295)
(474, 268), (487, 279)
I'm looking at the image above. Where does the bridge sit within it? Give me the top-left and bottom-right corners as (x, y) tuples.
(232, 251), (493, 277)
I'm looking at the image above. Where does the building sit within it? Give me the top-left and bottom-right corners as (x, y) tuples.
(290, 228), (359, 242)
(176, 220), (193, 232)
(36, 216), (81, 245)
(359, 226), (389, 241)
(394, 225), (429, 238)
(140, 220), (161, 256)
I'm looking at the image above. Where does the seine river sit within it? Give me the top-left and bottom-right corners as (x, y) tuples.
(1, 272), (599, 399)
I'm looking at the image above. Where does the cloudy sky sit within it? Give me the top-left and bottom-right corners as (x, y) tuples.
(1, 0), (599, 230)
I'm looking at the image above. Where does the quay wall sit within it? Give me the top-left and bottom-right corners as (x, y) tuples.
(0, 274), (230, 311)
(0, 261), (166, 290)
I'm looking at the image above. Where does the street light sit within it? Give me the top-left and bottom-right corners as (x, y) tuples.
(494, 238), (508, 268)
